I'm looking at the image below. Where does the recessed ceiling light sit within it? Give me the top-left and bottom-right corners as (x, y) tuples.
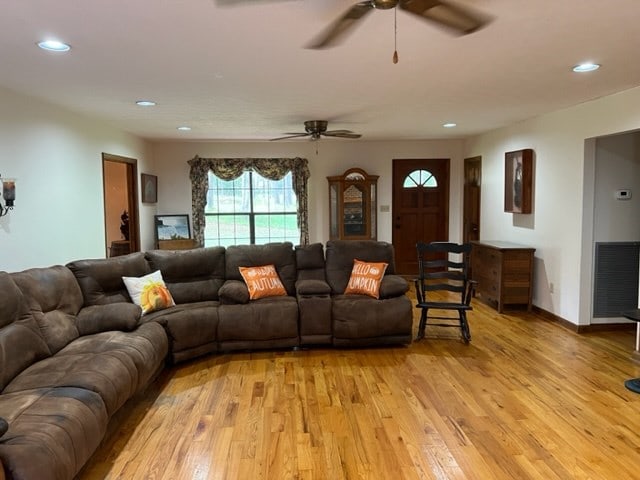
(136, 100), (156, 107)
(37, 40), (71, 52)
(177, 126), (191, 131)
(573, 63), (600, 73)
(443, 123), (457, 128)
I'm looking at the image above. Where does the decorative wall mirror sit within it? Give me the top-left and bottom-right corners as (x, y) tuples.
(327, 167), (378, 240)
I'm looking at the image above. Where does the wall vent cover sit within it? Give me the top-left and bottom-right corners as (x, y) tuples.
(593, 242), (640, 317)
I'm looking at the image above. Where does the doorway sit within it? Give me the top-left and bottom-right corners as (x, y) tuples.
(102, 153), (140, 257)
(392, 158), (450, 274)
(463, 156), (481, 244)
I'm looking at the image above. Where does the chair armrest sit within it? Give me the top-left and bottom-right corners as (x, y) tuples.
(76, 303), (141, 335)
(218, 280), (250, 304)
(379, 275), (409, 299)
(295, 279), (331, 296)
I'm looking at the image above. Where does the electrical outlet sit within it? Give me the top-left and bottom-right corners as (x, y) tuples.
(549, 282), (554, 293)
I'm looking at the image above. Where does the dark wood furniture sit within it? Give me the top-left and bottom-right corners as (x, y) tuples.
(471, 240), (535, 312)
(327, 168), (378, 241)
(158, 239), (197, 250)
(415, 242), (473, 342)
(110, 240), (130, 257)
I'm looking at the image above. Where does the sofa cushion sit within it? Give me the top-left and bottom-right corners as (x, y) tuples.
(225, 242), (297, 295)
(143, 302), (218, 361)
(67, 252), (150, 306)
(0, 387), (108, 480)
(12, 266), (82, 354)
(145, 247), (225, 303)
(57, 322), (168, 393)
(75, 303), (141, 336)
(122, 270), (175, 315)
(4, 349), (140, 416)
(331, 294), (413, 344)
(218, 296), (299, 343)
(239, 264), (287, 300)
(0, 272), (51, 392)
(295, 243), (326, 282)
(325, 240), (397, 294)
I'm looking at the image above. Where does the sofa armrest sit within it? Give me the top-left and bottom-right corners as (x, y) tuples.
(0, 417), (7, 438)
(76, 303), (141, 336)
(295, 279), (331, 296)
(379, 275), (409, 299)
(218, 280), (250, 305)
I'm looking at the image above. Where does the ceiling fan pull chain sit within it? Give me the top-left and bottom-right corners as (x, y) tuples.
(392, 7), (399, 64)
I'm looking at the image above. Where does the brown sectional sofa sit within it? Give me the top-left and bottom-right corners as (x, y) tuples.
(0, 240), (412, 480)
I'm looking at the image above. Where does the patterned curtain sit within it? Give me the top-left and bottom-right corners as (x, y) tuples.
(187, 156), (310, 247)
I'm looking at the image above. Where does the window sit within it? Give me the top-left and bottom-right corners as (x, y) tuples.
(403, 169), (438, 188)
(204, 170), (299, 246)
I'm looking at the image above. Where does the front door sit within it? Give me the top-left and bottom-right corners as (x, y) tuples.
(392, 159), (450, 275)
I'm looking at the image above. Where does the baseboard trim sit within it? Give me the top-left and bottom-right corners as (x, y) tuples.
(531, 305), (635, 333)
(532, 306), (579, 332)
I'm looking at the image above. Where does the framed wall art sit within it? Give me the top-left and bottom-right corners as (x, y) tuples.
(504, 149), (533, 214)
(141, 173), (157, 203)
(154, 214), (191, 242)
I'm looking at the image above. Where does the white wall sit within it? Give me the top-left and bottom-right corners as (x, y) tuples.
(0, 86), (155, 272)
(152, 139), (464, 245)
(594, 132), (640, 242)
(464, 86), (640, 326)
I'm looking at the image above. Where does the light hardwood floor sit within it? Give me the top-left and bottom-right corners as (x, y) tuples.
(79, 297), (640, 480)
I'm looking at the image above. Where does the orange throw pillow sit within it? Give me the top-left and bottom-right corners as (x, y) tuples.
(344, 259), (388, 299)
(239, 264), (287, 300)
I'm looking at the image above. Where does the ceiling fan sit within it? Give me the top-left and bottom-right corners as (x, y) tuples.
(271, 120), (362, 141)
(308, 0), (491, 49)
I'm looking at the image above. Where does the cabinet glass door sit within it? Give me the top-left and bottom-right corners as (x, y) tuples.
(343, 184), (365, 236)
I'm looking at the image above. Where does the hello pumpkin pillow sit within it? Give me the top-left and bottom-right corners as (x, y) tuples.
(122, 270), (175, 315)
(239, 264), (287, 300)
(344, 259), (388, 299)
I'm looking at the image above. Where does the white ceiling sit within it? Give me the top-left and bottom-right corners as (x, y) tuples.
(2, 0), (640, 141)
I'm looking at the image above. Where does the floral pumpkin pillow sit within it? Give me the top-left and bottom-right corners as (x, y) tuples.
(122, 270), (175, 315)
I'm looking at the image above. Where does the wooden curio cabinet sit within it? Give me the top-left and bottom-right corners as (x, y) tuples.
(327, 168), (378, 240)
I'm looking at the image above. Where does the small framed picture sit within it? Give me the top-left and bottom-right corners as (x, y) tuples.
(141, 173), (157, 203)
(155, 214), (191, 242)
(504, 149), (533, 214)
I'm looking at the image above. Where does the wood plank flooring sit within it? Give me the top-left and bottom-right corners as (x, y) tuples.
(78, 297), (640, 479)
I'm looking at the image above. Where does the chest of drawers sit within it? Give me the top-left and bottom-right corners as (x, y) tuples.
(470, 240), (535, 312)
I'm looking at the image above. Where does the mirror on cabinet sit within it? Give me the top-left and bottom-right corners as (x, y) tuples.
(327, 168), (378, 240)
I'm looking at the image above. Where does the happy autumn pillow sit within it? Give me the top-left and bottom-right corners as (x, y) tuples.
(239, 264), (287, 300)
(344, 259), (388, 299)
(122, 270), (175, 315)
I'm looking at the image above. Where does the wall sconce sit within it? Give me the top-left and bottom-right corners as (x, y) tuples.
(0, 174), (15, 217)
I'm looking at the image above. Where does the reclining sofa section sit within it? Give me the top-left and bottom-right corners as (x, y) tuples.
(0, 240), (412, 480)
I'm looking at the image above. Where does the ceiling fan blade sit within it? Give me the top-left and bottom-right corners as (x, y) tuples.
(270, 133), (311, 141)
(400, 0), (490, 35)
(323, 131), (362, 139)
(307, 1), (375, 49)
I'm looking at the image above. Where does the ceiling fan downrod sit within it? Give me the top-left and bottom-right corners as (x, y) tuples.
(393, 7), (399, 64)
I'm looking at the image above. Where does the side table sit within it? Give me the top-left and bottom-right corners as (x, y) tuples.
(622, 309), (640, 352)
